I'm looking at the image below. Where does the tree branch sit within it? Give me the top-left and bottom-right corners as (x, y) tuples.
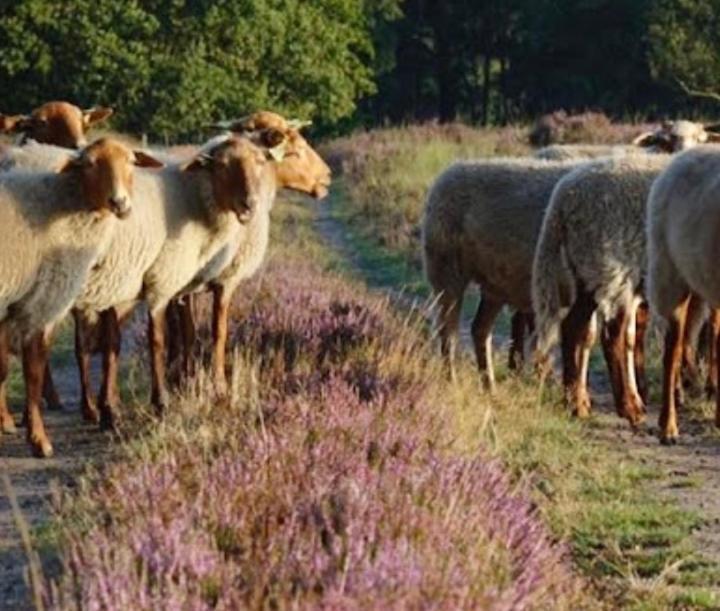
(675, 77), (720, 103)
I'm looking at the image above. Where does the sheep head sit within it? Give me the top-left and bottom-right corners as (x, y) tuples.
(633, 120), (720, 152)
(212, 111), (331, 199)
(0, 101), (114, 149)
(60, 138), (163, 219)
(182, 136), (274, 224)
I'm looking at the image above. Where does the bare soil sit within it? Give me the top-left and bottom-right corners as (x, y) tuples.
(0, 355), (109, 610)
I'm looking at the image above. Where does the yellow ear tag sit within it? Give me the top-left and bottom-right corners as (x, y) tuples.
(268, 142), (287, 161)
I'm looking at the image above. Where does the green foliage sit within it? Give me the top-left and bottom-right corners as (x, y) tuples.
(648, 0), (720, 100)
(0, 0), (399, 139)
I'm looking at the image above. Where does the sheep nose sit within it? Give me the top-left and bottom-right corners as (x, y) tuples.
(109, 195), (131, 219)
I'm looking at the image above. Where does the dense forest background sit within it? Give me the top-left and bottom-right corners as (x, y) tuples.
(1, 0), (719, 139)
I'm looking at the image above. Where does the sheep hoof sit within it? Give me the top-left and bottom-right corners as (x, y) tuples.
(659, 434), (678, 446)
(1, 416), (17, 435)
(82, 404), (100, 424)
(29, 436), (53, 458)
(99, 410), (116, 433)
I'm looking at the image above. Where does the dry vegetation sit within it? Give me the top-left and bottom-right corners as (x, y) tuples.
(322, 117), (656, 273)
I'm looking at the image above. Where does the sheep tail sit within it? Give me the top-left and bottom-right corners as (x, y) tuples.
(531, 208), (575, 359)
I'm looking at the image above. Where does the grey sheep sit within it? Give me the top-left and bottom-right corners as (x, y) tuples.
(532, 154), (670, 425)
(422, 157), (581, 389)
(647, 146), (720, 443)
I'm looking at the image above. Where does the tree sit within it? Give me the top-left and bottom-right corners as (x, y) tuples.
(647, 0), (720, 113)
(0, 0), (399, 139)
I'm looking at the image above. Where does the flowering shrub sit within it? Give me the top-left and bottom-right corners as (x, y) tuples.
(48, 260), (579, 610)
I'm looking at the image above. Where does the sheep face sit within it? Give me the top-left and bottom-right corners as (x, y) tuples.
(184, 136), (269, 224)
(220, 111), (331, 199)
(633, 120), (720, 153)
(273, 128), (331, 199)
(0, 101), (113, 149)
(60, 138), (163, 218)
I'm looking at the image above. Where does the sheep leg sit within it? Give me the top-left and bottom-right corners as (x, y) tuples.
(22, 331), (53, 458)
(436, 288), (464, 381)
(470, 297), (503, 392)
(0, 324), (15, 434)
(714, 313), (720, 429)
(601, 306), (644, 425)
(560, 290), (597, 418)
(211, 285), (230, 398)
(706, 309), (720, 399)
(633, 301), (649, 405)
(98, 308), (121, 432)
(165, 299), (183, 388)
(179, 296), (197, 381)
(148, 306), (169, 414)
(681, 294), (705, 393)
(659, 295), (691, 445)
(509, 312), (531, 371)
(42, 364), (63, 411)
(73, 309), (99, 424)
(625, 300), (647, 423)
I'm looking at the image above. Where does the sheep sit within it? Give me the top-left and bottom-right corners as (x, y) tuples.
(534, 120), (720, 161)
(0, 138), (163, 457)
(0, 102), (114, 411)
(0, 100), (113, 149)
(531, 155), (669, 425)
(534, 144), (635, 161)
(422, 157), (587, 389)
(531, 119), (720, 425)
(70, 130), (298, 426)
(165, 111), (331, 396)
(647, 146), (720, 443)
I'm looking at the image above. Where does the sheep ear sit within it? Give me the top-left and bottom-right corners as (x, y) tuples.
(82, 106), (114, 127)
(0, 114), (30, 133)
(58, 152), (89, 173)
(182, 153), (213, 172)
(256, 128), (288, 161)
(287, 119), (312, 130)
(133, 151), (164, 169)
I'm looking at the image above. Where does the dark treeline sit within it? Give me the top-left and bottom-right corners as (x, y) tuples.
(1, 0), (719, 139)
(366, 0), (720, 126)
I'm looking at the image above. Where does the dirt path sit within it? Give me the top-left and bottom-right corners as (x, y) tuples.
(0, 353), (109, 610)
(314, 198), (720, 570)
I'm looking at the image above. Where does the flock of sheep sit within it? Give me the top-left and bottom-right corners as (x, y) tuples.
(423, 120), (720, 444)
(0, 101), (330, 458)
(1, 100), (718, 459)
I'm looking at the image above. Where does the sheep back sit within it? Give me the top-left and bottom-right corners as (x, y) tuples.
(0, 170), (117, 335)
(422, 158), (578, 311)
(533, 154), (670, 352)
(141, 165), (242, 311)
(647, 146), (720, 317)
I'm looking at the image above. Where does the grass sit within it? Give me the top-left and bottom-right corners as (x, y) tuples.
(320, 122), (530, 269)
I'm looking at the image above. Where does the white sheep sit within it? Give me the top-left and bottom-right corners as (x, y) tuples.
(70, 132), (296, 425)
(0, 138), (162, 457)
(534, 120), (720, 161)
(647, 146), (720, 443)
(166, 111), (331, 395)
(0, 101), (113, 149)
